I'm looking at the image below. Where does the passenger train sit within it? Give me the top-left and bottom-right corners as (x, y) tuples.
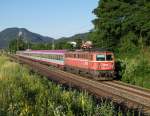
(17, 49), (115, 80)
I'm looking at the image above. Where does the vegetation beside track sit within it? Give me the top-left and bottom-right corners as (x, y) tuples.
(116, 48), (150, 89)
(0, 55), (139, 116)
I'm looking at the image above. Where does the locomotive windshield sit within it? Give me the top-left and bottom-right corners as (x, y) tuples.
(96, 54), (113, 61)
(106, 54), (113, 61)
(96, 55), (105, 61)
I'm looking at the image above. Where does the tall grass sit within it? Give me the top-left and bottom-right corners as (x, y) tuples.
(0, 56), (137, 116)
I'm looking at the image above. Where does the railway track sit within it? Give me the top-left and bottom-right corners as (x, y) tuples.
(9, 55), (150, 115)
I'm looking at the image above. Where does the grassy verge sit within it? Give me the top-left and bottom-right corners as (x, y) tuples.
(0, 56), (140, 116)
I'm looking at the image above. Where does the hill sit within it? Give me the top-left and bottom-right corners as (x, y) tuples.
(0, 28), (54, 48)
(56, 32), (89, 43)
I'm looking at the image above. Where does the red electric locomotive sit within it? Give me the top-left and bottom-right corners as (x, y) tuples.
(64, 50), (115, 80)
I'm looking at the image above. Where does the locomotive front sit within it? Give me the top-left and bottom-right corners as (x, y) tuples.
(88, 51), (115, 80)
(64, 50), (115, 80)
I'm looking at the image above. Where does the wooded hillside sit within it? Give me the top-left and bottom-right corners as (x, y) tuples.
(91, 0), (150, 51)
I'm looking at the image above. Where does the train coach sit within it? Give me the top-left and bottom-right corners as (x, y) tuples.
(16, 50), (66, 69)
(16, 49), (115, 80)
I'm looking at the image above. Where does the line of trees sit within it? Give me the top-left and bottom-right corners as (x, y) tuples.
(8, 38), (53, 53)
(8, 38), (83, 53)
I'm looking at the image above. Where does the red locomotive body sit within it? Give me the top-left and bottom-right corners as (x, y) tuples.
(64, 50), (115, 80)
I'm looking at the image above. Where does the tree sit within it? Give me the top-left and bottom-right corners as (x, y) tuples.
(9, 38), (27, 53)
(92, 0), (150, 50)
(75, 38), (82, 49)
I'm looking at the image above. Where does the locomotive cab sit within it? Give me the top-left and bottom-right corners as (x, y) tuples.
(90, 52), (115, 80)
(96, 52), (114, 61)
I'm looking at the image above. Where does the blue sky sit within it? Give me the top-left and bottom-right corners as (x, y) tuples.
(0, 0), (98, 39)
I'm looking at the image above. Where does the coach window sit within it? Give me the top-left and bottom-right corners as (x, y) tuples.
(45, 54), (48, 58)
(49, 55), (51, 59)
(84, 54), (86, 59)
(60, 56), (63, 60)
(96, 54), (105, 61)
(77, 54), (79, 58)
(44, 54), (46, 58)
(90, 55), (93, 60)
(82, 54), (84, 59)
(86, 54), (88, 59)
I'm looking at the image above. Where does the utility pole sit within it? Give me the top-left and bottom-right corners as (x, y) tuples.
(27, 40), (30, 50)
(52, 39), (55, 50)
(17, 30), (22, 52)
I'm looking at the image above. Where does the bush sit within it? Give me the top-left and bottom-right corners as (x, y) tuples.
(117, 58), (150, 89)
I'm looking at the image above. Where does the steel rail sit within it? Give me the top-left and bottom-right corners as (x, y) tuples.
(9, 55), (150, 115)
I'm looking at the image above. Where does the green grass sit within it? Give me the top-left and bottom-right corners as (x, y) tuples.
(0, 56), (138, 116)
